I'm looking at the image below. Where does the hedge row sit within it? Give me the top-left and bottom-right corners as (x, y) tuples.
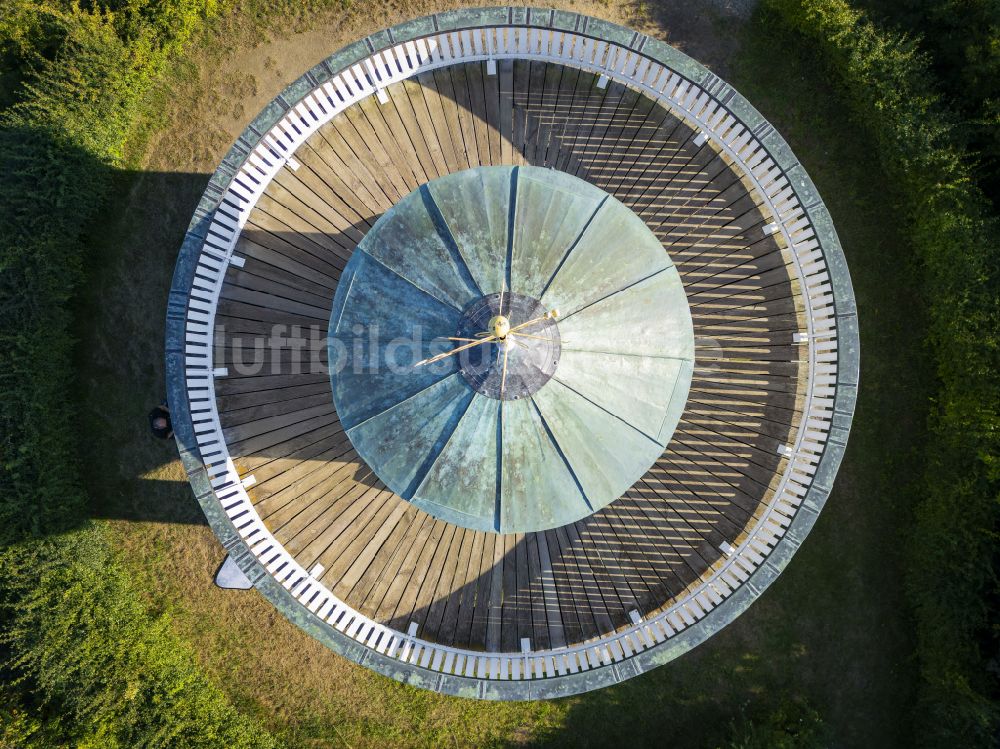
(0, 3), (276, 746)
(762, 0), (1000, 743)
(853, 0), (1000, 203)
(1, 535), (277, 748)
(0, 0), (218, 541)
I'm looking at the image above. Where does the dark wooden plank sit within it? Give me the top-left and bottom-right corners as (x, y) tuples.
(371, 513), (435, 624)
(464, 62), (493, 166)
(514, 532), (532, 645)
(401, 75), (448, 178)
(452, 529), (485, 648)
(529, 61), (564, 167)
(497, 58), (517, 165)
(262, 176), (361, 258)
(338, 102), (411, 201)
(484, 533), (504, 651)
(521, 59), (547, 165)
(348, 504), (422, 611)
(436, 528), (477, 646)
(309, 124), (394, 214)
(539, 529), (568, 648)
(429, 66), (471, 171)
(447, 64), (481, 169)
(407, 522), (460, 632)
(416, 70), (462, 174)
(255, 449), (366, 528)
(328, 497), (409, 596)
(292, 139), (380, 226)
(364, 84), (432, 185)
(499, 532), (518, 651)
(511, 58), (530, 161)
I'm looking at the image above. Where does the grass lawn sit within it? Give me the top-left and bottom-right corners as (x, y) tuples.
(74, 2), (930, 746)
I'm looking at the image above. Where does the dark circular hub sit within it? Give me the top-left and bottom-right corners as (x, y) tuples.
(455, 292), (560, 401)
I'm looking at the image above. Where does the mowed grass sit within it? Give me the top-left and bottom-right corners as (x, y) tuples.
(74, 3), (928, 746)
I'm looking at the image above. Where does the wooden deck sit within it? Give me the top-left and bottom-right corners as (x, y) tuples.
(214, 60), (806, 651)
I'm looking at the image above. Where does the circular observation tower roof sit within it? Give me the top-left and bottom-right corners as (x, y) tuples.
(329, 166), (693, 533)
(167, 8), (859, 700)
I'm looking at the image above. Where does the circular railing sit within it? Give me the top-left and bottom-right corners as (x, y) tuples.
(166, 7), (858, 699)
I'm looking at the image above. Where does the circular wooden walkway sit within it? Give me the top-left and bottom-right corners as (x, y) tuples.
(218, 58), (803, 651)
(168, 10), (858, 698)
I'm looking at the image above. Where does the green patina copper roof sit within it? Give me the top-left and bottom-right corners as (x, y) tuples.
(329, 166), (693, 533)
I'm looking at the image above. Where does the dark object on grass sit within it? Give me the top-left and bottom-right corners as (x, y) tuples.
(149, 401), (172, 439)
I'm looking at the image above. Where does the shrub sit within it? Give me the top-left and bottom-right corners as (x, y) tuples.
(0, 2), (276, 745)
(1, 534), (276, 747)
(761, 0), (1000, 743)
(0, 0), (217, 544)
(851, 0), (1000, 203)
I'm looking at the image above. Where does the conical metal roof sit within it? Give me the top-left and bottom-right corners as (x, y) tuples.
(329, 166), (693, 533)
